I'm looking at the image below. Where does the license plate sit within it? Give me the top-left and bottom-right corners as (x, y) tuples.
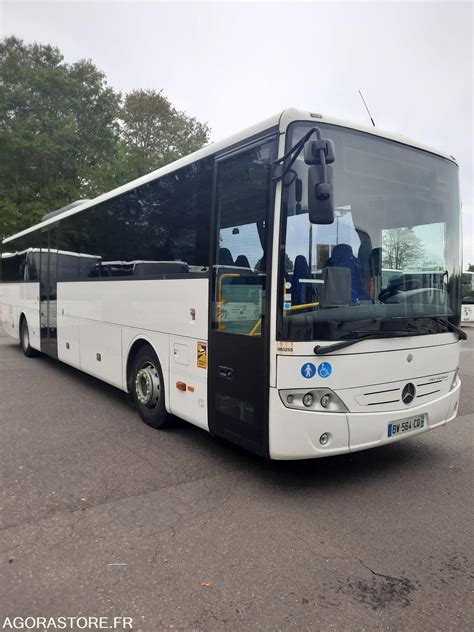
(387, 415), (425, 438)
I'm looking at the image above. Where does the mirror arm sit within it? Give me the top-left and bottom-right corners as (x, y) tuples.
(319, 148), (327, 183)
(272, 126), (322, 181)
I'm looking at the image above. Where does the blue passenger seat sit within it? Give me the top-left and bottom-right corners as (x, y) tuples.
(326, 244), (371, 303)
(292, 255), (311, 305)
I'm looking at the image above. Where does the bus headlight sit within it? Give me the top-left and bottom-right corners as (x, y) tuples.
(279, 388), (348, 413)
(320, 394), (331, 408)
(302, 393), (314, 407)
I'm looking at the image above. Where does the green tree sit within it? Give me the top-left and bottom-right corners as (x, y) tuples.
(382, 228), (425, 270)
(0, 36), (121, 239)
(0, 38), (211, 240)
(120, 90), (210, 179)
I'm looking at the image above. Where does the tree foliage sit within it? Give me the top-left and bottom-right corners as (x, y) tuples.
(382, 228), (425, 270)
(0, 37), (210, 240)
(121, 90), (210, 179)
(0, 37), (120, 237)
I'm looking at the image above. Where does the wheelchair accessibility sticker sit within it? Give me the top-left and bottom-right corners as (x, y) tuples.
(317, 362), (332, 378)
(301, 362), (332, 379)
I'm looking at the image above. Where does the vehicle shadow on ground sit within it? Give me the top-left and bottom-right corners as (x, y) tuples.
(16, 343), (449, 494)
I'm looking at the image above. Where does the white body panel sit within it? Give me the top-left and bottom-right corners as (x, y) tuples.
(0, 282), (40, 349)
(275, 334), (459, 390)
(54, 278), (209, 429)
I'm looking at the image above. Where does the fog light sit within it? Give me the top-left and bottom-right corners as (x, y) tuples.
(302, 393), (314, 407)
(320, 394), (331, 408)
(287, 394), (294, 404)
(319, 432), (330, 445)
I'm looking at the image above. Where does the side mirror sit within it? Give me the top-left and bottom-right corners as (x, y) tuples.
(304, 139), (335, 165)
(304, 138), (335, 224)
(308, 164), (335, 224)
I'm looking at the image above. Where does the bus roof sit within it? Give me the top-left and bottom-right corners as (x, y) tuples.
(3, 107), (458, 244)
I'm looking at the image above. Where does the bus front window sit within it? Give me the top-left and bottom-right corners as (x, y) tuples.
(279, 123), (461, 341)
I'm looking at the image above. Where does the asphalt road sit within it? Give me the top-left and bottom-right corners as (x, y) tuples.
(0, 331), (473, 631)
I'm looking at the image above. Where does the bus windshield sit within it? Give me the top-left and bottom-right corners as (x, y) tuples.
(279, 122), (461, 341)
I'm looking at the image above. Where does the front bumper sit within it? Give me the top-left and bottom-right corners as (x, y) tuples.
(268, 380), (461, 460)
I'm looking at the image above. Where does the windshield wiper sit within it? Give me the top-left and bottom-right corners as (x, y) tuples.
(431, 317), (467, 340)
(313, 331), (425, 356)
(313, 317), (467, 355)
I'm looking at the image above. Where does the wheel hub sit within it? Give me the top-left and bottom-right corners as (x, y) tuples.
(135, 363), (160, 408)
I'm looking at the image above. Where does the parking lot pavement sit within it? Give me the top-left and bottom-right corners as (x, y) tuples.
(0, 332), (473, 631)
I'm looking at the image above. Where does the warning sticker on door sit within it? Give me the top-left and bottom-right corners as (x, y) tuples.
(197, 341), (207, 369)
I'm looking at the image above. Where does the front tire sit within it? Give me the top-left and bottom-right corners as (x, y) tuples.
(20, 319), (38, 358)
(131, 346), (170, 429)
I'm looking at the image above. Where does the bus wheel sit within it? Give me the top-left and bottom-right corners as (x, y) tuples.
(20, 318), (38, 358)
(131, 345), (170, 429)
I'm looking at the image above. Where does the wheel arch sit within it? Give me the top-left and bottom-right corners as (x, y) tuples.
(125, 336), (161, 393)
(19, 312), (27, 341)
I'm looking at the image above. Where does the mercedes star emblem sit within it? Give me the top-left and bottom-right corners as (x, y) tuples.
(402, 383), (416, 405)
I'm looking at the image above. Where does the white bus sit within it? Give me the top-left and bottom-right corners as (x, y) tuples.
(462, 272), (474, 322)
(0, 108), (465, 459)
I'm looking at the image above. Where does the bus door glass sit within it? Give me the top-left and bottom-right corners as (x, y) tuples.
(39, 227), (58, 358)
(208, 137), (276, 455)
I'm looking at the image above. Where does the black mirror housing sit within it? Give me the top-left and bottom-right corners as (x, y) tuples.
(308, 164), (335, 224)
(304, 139), (335, 165)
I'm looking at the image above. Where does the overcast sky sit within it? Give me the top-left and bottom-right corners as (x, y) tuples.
(1, 0), (473, 267)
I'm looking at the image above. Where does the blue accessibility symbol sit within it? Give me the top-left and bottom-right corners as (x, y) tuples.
(301, 363), (316, 379)
(317, 362), (332, 378)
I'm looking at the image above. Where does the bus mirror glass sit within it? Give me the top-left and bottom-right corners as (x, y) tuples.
(308, 164), (335, 225)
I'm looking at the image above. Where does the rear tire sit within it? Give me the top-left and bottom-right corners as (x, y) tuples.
(20, 319), (38, 358)
(131, 345), (170, 429)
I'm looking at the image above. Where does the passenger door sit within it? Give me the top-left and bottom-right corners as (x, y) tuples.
(208, 137), (276, 456)
(39, 227), (58, 358)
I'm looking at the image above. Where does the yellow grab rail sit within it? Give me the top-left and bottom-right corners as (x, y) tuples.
(248, 318), (262, 336)
(286, 301), (319, 312)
